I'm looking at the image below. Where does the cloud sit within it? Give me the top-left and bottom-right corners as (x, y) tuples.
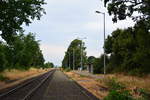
(84, 22), (99, 31)
(40, 43), (66, 65)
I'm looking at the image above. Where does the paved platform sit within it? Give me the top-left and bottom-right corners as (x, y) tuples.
(30, 70), (99, 100)
(73, 71), (103, 80)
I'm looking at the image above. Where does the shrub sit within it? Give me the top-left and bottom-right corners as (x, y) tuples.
(104, 77), (135, 100)
(105, 77), (125, 90)
(0, 74), (9, 81)
(104, 90), (135, 100)
(64, 68), (71, 72)
(137, 88), (150, 100)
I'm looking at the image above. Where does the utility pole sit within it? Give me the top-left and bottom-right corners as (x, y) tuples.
(96, 11), (106, 75)
(77, 37), (86, 71)
(73, 49), (75, 70)
(68, 52), (71, 69)
(81, 42), (83, 70)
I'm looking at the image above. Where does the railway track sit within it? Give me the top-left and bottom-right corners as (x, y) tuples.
(0, 69), (55, 100)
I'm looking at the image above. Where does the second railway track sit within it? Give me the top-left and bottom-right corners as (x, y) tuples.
(0, 69), (55, 100)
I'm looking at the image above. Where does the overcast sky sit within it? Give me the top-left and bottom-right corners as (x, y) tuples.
(24, 0), (135, 66)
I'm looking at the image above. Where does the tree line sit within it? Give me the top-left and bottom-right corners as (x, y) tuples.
(0, 0), (54, 71)
(0, 33), (45, 71)
(62, 39), (87, 70)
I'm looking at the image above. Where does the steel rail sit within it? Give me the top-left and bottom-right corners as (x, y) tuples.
(0, 70), (54, 99)
(22, 70), (55, 100)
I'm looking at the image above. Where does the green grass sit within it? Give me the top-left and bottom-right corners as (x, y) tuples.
(64, 68), (71, 72)
(80, 74), (88, 78)
(0, 74), (9, 81)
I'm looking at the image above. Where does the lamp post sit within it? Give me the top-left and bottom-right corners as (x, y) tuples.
(67, 52), (70, 69)
(96, 11), (106, 75)
(77, 37), (86, 71)
(73, 49), (75, 70)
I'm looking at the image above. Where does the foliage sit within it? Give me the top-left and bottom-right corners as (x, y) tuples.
(0, 0), (46, 43)
(105, 23), (150, 75)
(93, 54), (109, 74)
(0, 74), (9, 81)
(104, 78), (150, 100)
(87, 56), (96, 65)
(104, 78), (135, 100)
(0, 33), (45, 71)
(62, 39), (87, 70)
(104, 90), (135, 100)
(44, 62), (54, 68)
(64, 68), (71, 72)
(104, 77), (125, 91)
(0, 42), (7, 71)
(104, 0), (150, 28)
(137, 88), (150, 100)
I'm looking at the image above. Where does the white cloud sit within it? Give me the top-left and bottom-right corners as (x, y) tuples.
(84, 22), (99, 31)
(40, 43), (66, 65)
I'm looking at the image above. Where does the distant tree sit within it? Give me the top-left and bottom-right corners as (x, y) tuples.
(44, 62), (54, 68)
(62, 39), (87, 69)
(0, 0), (46, 43)
(93, 55), (109, 74)
(87, 56), (96, 65)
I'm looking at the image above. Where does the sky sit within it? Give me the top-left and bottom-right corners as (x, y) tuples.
(24, 0), (135, 66)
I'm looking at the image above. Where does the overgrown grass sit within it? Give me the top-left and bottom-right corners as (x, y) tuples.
(104, 77), (125, 90)
(104, 77), (150, 100)
(0, 74), (9, 81)
(80, 74), (87, 78)
(63, 68), (71, 72)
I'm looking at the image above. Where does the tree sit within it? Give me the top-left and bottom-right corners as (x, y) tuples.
(62, 39), (87, 70)
(3, 33), (45, 70)
(104, 0), (150, 27)
(105, 25), (150, 75)
(0, 42), (7, 71)
(87, 56), (96, 65)
(0, 0), (46, 43)
(44, 62), (54, 68)
(93, 55), (109, 74)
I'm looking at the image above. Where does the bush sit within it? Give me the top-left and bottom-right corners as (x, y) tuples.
(104, 90), (135, 100)
(104, 78), (135, 100)
(105, 77), (125, 90)
(137, 88), (150, 100)
(64, 68), (71, 72)
(0, 74), (9, 81)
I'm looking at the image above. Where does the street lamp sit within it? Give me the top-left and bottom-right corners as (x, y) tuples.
(96, 10), (106, 75)
(77, 37), (87, 71)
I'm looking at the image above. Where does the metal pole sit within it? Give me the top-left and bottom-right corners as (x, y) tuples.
(81, 41), (83, 70)
(68, 52), (70, 69)
(104, 13), (106, 75)
(77, 37), (86, 71)
(95, 11), (106, 75)
(73, 49), (75, 70)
